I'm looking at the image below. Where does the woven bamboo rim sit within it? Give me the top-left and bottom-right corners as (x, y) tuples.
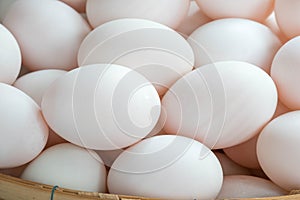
(0, 173), (300, 200)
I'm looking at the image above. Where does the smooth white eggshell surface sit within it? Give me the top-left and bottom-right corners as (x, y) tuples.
(214, 152), (251, 176)
(176, 1), (211, 37)
(0, 83), (48, 168)
(217, 175), (287, 199)
(21, 143), (107, 192)
(257, 111), (300, 191)
(275, 0), (300, 39)
(0, 24), (21, 84)
(14, 69), (67, 106)
(78, 18), (194, 96)
(108, 135), (223, 200)
(271, 36), (300, 110)
(188, 18), (281, 72)
(162, 61), (277, 149)
(86, 0), (190, 29)
(3, 0), (91, 71)
(195, 0), (274, 22)
(41, 64), (161, 150)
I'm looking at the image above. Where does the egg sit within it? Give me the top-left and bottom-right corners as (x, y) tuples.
(194, 0), (274, 22)
(41, 64), (161, 150)
(86, 0), (190, 29)
(257, 111), (300, 191)
(21, 143), (107, 192)
(3, 0), (91, 71)
(217, 175), (287, 199)
(108, 135), (223, 200)
(14, 69), (67, 106)
(0, 83), (48, 168)
(223, 135), (261, 169)
(162, 61), (277, 149)
(214, 152), (251, 176)
(78, 18), (194, 96)
(274, 0), (300, 39)
(0, 24), (21, 85)
(176, 0), (211, 37)
(271, 36), (300, 110)
(188, 18), (281, 73)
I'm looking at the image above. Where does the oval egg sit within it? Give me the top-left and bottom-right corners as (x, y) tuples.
(162, 61), (277, 149)
(41, 64), (161, 150)
(78, 18), (194, 96)
(0, 83), (48, 168)
(108, 135), (223, 200)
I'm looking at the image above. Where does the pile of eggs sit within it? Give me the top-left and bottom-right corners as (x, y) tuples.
(1, 0), (300, 199)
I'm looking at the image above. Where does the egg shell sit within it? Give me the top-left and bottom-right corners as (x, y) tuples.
(194, 0), (274, 22)
(0, 83), (48, 168)
(217, 175), (287, 199)
(162, 61), (277, 149)
(14, 69), (67, 106)
(188, 18), (281, 73)
(21, 143), (107, 192)
(271, 36), (300, 110)
(78, 18), (194, 96)
(0, 24), (21, 84)
(108, 135), (223, 200)
(274, 0), (300, 39)
(41, 64), (161, 150)
(3, 0), (91, 71)
(257, 111), (300, 191)
(86, 0), (190, 29)
(176, 1), (211, 37)
(214, 152), (251, 176)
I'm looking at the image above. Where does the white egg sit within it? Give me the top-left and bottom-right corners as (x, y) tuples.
(21, 143), (107, 192)
(188, 18), (281, 73)
(3, 0), (91, 71)
(274, 0), (300, 39)
(257, 111), (300, 191)
(0, 24), (21, 84)
(41, 64), (161, 150)
(78, 18), (194, 96)
(14, 69), (67, 106)
(217, 175), (287, 199)
(108, 135), (223, 200)
(271, 36), (300, 110)
(86, 0), (190, 29)
(194, 0), (274, 22)
(162, 61), (277, 149)
(0, 83), (48, 168)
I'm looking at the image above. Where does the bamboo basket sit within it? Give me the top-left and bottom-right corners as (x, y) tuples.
(1, 173), (300, 200)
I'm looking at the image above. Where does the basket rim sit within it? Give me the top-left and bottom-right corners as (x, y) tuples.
(0, 173), (299, 200)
